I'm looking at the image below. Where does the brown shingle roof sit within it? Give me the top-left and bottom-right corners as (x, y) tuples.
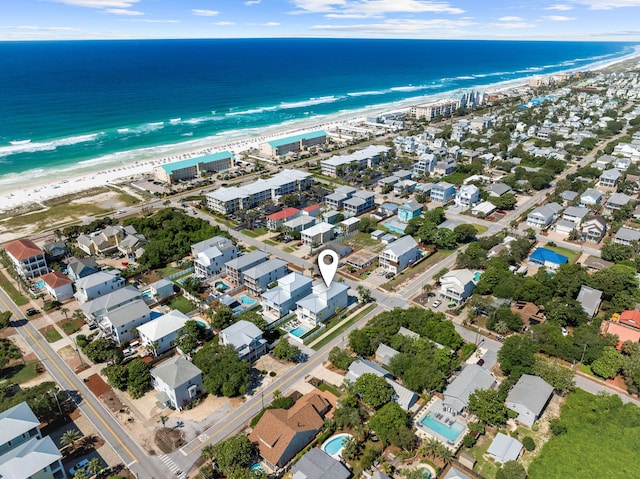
(3, 239), (43, 261)
(249, 393), (331, 468)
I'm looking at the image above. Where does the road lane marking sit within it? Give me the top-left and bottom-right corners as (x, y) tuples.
(0, 293), (139, 464)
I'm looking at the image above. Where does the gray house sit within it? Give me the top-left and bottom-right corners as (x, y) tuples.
(487, 433), (523, 463)
(576, 285), (602, 318)
(151, 356), (203, 411)
(67, 257), (100, 281)
(526, 202), (562, 228)
(225, 251), (270, 285)
(443, 364), (496, 414)
(100, 298), (151, 344)
(345, 359), (418, 410)
(219, 320), (267, 362)
(506, 374), (554, 427)
(292, 448), (351, 479)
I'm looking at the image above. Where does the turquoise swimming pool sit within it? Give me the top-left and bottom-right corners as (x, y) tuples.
(34, 279), (45, 290)
(250, 463), (266, 473)
(141, 290), (153, 298)
(289, 324), (310, 338)
(239, 294), (256, 305)
(419, 414), (465, 442)
(214, 281), (230, 291)
(321, 433), (352, 457)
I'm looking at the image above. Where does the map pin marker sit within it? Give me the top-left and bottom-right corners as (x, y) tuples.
(318, 249), (339, 288)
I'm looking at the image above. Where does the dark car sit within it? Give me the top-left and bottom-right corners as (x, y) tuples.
(26, 308), (39, 316)
(476, 358), (485, 366)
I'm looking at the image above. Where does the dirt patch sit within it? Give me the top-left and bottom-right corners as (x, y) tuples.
(85, 373), (111, 397)
(101, 389), (127, 413)
(154, 427), (185, 454)
(412, 291), (435, 307)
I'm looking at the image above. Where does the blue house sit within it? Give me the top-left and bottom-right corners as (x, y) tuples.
(528, 247), (568, 271)
(398, 201), (423, 222)
(430, 181), (456, 204)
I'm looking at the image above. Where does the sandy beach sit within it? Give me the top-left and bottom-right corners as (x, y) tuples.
(2, 46), (639, 217)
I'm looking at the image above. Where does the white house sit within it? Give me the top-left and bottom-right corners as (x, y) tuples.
(580, 188), (603, 206)
(301, 222), (335, 247)
(455, 184), (480, 208)
(261, 272), (313, 320)
(40, 271), (74, 302)
(242, 258), (289, 297)
(526, 202), (562, 229)
(137, 310), (190, 356)
(151, 356), (203, 411)
(487, 433), (523, 464)
(296, 281), (349, 325)
(100, 299), (151, 344)
(378, 235), (420, 274)
(439, 269), (477, 306)
(80, 286), (141, 323)
(193, 236), (239, 277)
(74, 270), (125, 304)
(2, 239), (48, 279)
(219, 320), (268, 362)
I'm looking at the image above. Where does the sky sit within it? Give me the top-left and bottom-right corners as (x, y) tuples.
(2, 0), (640, 41)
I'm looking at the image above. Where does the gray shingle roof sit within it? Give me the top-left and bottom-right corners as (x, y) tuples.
(506, 374), (554, 417)
(151, 356), (202, 389)
(291, 448), (351, 479)
(0, 402), (39, 446)
(0, 436), (62, 479)
(444, 364), (495, 413)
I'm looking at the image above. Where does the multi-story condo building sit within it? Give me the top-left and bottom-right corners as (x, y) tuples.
(243, 258), (289, 297)
(205, 169), (312, 214)
(224, 251), (270, 285)
(410, 99), (459, 120)
(324, 186), (357, 210)
(343, 190), (375, 217)
(154, 151), (234, 184)
(259, 130), (327, 157)
(321, 145), (390, 177)
(2, 239), (48, 279)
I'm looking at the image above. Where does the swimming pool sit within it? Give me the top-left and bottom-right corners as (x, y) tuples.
(250, 463), (266, 473)
(34, 279), (45, 290)
(419, 414), (465, 442)
(321, 433), (352, 458)
(214, 281), (230, 291)
(289, 324), (310, 338)
(239, 295), (256, 305)
(141, 290), (153, 298)
(420, 465), (434, 479)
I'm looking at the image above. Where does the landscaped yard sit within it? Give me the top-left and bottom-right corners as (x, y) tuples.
(544, 244), (580, 264)
(0, 272), (28, 306)
(344, 232), (386, 253)
(1, 361), (42, 384)
(60, 317), (84, 335)
(464, 432), (499, 479)
(156, 265), (187, 278)
(311, 303), (376, 350)
(168, 296), (198, 315)
(41, 326), (62, 343)
(529, 389), (640, 479)
(472, 223), (489, 235)
(242, 227), (269, 238)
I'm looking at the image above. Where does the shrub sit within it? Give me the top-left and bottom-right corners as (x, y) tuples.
(269, 371), (276, 377)
(550, 418), (567, 436)
(462, 433), (477, 448)
(522, 436), (535, 451)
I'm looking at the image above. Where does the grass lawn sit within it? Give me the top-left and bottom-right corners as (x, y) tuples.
(382, 249), (454, 291)
(283, 247), (294, 253)
(529, 389), (640, 479)
(316, 382), (341, 398)
(0, 272), (28, 306)
(242, 229), (260, 238)
(472, 223), (489, 235)
(263, 239), (278, 246)
(466, 433), (499, 479)
(41, 326), (62, 343)
(168, 296), (198, 315)
(2, 203), (108, 230)
(156, 265), (186, 278)
(60, 318), (84, 335)
(311, 303), (376, 350)
(1, 361), (41, 384)
(543, 244), (580, 264)
(344, 232), (386, 253)
(442, 172), (470, 185)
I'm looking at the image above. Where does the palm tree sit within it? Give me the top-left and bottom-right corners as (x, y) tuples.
(60, 429), (83, 453)
(436, 443), (454, 465)
(424, 437), (441, 459)
(87, 458), (102, 476)
(73, 469), (88, 479)
(200, 444), (215, 466)
(60, 307), (69, 320)
(159, 415), (169, 427)
(272, 389), (282, 400)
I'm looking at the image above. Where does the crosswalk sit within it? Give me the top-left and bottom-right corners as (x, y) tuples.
(159, 454), (186, 479)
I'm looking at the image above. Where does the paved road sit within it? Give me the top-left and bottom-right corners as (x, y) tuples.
(0, 288), (170, 479)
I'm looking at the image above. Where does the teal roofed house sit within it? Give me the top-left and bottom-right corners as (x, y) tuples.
(260, 130), (327, 157)
(398, 201), (423, 222)
(155, 151), (234, 184)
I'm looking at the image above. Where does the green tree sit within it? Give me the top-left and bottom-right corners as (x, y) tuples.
(60, 429), (83, 452)
(102, 364), (129, 390)
(194, 343), (250, 397)
(532, 357), (575, 393)
(213, 435), (255, 477)
(341, 436), (362, 461)
(545, 298), (588, 327)
(328, 347), (355, 370)
(200, 444), (215, 466)
(468, 389), (508, 425)
(368, 402), (413, 448)
(498, 335), (537, 378)
(87, 458), (103, 476)
(591, 346), (624, 379)
(453, 224), (478, 243)
(354, 373), (394, 409)
(0, 311), (12, 330)
(73, 469), (88, 479)
(208, 306), (235, 330)
(496, 461), (527, 479)
(357, 285), (374, 303)
(126, 359), (151, 399)
(272, 338), (301, 362)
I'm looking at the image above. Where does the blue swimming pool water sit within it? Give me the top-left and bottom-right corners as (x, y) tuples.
(214, 281), (230, 291)
(474, 271), (482, 282)
(421, 467), (432, 479)
(322, 435), (350, 455)
(240, 295), (256, 305)
(289, 325), (310, 338)
(141, 290), (152, 298)
(34, 279), (45, 289)
(419, 414), (465, 442)
(250, 463), (266, 473)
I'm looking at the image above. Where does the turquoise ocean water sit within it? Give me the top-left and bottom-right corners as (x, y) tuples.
(0, 39), (636, 187)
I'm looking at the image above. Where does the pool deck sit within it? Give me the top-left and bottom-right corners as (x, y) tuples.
(414, 397), (467, 452)
(321, 433), (353, 460)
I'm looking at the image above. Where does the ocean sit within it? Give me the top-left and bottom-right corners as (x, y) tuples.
(0, 39), (636, 185)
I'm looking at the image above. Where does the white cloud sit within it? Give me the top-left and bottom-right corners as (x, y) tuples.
(245, 0), (261, 4)
(263, 22), (281, 26)
(291, 0), (464, 17)
(212, 21), (236, 25)
(192, 9), (219, 17)
(542, 15), (576, 20)
(51, 0), (139, 7)
(572, 0), (640, 8)
(311, 17), (474, 35)
(491, 21), (535, 29)
(498, 16), (524, 21)
(105, 8), (143, 15)
(325, 13), (380, 18)
(545, 3), (573, 10)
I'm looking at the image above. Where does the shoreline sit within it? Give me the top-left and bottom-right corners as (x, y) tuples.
(2, 46), (639, 216)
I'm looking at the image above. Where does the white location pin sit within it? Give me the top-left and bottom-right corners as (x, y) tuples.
(318, 249), (339, 288)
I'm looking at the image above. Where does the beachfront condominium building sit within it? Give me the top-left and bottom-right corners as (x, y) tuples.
(378, 235), (420, 275)
(2, 239), (48, 279)
(205, 169), (313, 214)
(242, 258), (290, 297)
(192, 236), (239, 277)
(324, 186), (357, 210)
(154, 151), (234, 184)
(320, 145), (390, 177)
(0, 402), (67, 479)
(261, 272), (313, 320)
(225, 250), (270, 285)
(259, 130), (327, 157)
(295, 281), (350, 326)
(410, 99), (460, 120)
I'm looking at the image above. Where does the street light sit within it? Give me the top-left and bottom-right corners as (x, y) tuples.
(75, 334), (85, 368)
(48, 388), (63, 417)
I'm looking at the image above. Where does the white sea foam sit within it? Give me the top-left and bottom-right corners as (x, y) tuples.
(390, 85), (431, 92)
(0, 133), (102, 158)
(227, 96), (342, 117)
(169, 118), (182, 124)
(347, 90), (387, 97)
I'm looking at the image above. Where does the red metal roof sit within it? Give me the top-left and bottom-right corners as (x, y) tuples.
(266, 207), (300, 221)
(2, 239), (44, 261)
(603, 321), (640, 349)
(619, 310), (640, 330)
(302, 204), (321, 212)
(41, 271), (72, 288)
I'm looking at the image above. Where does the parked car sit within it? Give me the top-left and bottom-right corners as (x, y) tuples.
(26, 308), (39, 316)
(432, 300), (442, 308)
(476, 358), (485, 366)
(70, 459), (89, 475)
